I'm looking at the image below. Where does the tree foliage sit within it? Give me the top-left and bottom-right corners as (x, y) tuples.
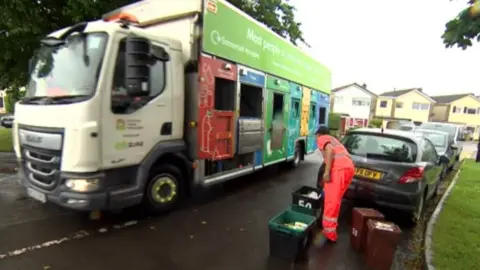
(0, 0), (137, 89)
(0, 0), (305, 91)
(226, 0), (306, 46)
(442, 0), (480, 49)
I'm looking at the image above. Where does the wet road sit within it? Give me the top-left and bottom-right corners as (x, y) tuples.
(0, 141), (475, 270)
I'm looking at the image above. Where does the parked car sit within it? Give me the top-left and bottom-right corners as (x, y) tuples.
(399, 123), (416, 131)
(414, 129), (452, 179)
(0, 115), (14, 128)
(418, 122), (462, 169)
(342, 128), (446, 223)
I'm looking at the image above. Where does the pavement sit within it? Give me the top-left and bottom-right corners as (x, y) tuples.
(0, 142), (476, 270)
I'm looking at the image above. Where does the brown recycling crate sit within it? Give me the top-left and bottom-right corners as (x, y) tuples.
(350, 208), (385, 252)
(365, 220), (402, 270)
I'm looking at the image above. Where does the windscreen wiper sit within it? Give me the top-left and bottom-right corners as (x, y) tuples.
(48, 95), (90, 104)
(21, 96), (52, 104)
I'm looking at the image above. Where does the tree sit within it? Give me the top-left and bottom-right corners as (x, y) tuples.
(0, 0), (306, 92)
(442, 0), (480, 49)
(227, 0), (306, 46)
(0, 0), (138, 90)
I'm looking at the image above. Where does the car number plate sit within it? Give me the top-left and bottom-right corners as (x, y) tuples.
(27, 188), (46, 203)
(354, 168), (383, 180)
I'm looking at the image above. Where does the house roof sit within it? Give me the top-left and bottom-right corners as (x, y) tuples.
(331, 83), (377, 97)
(430, 93), (474, 104)
(378, 88), (435, 103)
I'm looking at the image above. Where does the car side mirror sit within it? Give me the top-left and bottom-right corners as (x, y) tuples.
(124, 36), (151, 97)
(438, 155), (449, 164)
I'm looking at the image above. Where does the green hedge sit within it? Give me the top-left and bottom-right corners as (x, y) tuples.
(328, 113), (341, 130)
(369, 118), (383, 128)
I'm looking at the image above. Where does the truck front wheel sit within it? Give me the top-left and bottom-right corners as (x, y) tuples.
(143, 164), (184, 214)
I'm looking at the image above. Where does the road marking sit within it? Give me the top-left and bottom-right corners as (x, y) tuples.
(0, 231), (89, 260)
(0, 220), (139, 260)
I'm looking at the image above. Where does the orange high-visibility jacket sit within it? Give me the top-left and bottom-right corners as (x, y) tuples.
(317, 135), (354, 170)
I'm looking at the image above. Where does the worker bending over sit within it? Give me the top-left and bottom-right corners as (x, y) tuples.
(314, 126), (355, 246)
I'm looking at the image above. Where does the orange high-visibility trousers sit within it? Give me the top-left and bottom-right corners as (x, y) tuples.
(322, 167), (354, 241)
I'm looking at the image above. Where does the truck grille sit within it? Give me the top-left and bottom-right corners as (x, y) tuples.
(21, 145), (62, 190)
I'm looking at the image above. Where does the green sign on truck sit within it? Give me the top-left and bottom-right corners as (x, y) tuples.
(202, 0), (331, 94)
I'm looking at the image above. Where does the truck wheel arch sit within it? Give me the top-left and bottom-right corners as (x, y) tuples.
(138, 140), (192, 192)
(295, 139), (306, 160)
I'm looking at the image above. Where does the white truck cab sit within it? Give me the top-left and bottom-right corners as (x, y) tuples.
(14, 2), (195, 211)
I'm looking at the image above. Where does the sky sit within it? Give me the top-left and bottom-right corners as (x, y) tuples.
(289, 0), (480, 96)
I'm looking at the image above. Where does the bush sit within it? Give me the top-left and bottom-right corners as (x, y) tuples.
(4, 88), (25, 113)
(369, 118), (383, 128)
(328, 113), (341, 130)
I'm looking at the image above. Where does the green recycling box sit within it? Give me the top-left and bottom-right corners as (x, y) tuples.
(268, 207), (317, 261)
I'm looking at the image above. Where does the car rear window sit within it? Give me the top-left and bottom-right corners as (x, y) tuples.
(415, 131), (447, 148)
(341, 133), (417, 163)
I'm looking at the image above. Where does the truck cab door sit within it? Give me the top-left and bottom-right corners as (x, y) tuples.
(102, 37), (175, 168)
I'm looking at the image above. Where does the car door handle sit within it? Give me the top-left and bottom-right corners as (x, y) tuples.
(156, 103), (167, 107)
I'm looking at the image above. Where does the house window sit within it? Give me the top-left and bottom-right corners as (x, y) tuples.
(379, 100), (388, 108)
(466, 107), (477, 114)
(352, 98), (370, 106)
(421, 103), (430, 110)
(395, 102), (403, 109)
(412, 102), (429, 110)
(452, 106), (462, 113)
(477, 107), (480, 114)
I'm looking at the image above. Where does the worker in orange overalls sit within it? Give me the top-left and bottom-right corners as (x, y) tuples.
(314, 126), (355, 246)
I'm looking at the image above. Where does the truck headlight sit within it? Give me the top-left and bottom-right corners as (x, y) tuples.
(65, 179), (100, 192)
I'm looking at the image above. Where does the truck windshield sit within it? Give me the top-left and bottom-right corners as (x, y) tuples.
(25, 32), (108, 102)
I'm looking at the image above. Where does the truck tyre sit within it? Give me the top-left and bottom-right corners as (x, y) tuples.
(143, 164), (184, 214)
(288, 143), (302, 169)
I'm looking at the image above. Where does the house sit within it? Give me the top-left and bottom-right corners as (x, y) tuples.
(431, 93), (480, 138)
(330, 83), (377, 120)
(375, 88), (436, 123)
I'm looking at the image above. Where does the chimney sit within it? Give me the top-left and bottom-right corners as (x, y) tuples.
(362, 83), (367, 88)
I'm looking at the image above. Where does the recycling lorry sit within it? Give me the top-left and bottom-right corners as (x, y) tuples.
(13, 0), (331, 212)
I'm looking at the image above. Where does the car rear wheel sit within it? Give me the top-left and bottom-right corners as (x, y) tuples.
(440, 163), (447, 180)
(412, 193), (425, 224)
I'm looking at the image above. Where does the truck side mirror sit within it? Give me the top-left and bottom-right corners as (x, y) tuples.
(125, 36), (151, 97)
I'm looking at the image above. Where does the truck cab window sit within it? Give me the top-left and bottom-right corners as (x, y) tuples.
(111, 39), (167, 114)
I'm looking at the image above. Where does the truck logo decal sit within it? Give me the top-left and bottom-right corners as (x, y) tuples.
(210, 30), (221, 45)
(115, 141), (144, 150)
(116, 119), (126, 130)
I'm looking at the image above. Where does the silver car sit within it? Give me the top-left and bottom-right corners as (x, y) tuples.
(342, 128), (446, 223)
(418, 122), (462, 168)
(414, 129), (453, 179)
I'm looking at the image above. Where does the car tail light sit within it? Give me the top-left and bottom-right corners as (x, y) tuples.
(399, 167), (425, 184)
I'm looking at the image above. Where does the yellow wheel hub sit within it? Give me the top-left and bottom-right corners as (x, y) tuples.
(151, 176), (177, 204)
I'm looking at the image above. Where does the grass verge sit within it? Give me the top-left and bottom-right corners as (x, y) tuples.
(432, 159), (480, 270)
(0, 128), (13, 152)
(396, 163), (458, 270)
